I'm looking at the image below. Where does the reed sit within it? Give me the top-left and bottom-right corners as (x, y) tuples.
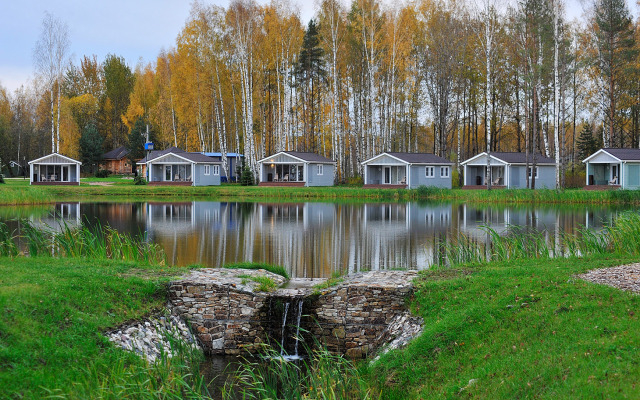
(0, 221), (18, 257)
(47, 338), (211, 400)
(439, 211), (640, 268)
(222, 344), (376, 400)
(17, 219), (165, 264)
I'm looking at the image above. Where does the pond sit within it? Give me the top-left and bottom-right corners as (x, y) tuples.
(0, 200), (629, 278)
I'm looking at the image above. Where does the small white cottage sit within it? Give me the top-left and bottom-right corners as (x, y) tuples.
(583, 148), (640, 190)
(137, 147), (222, 186)
(361, 152), (454, 189)
(257, 151), (336, 187)
(28, 153), (81, 185)
(461, 152), (556, 189)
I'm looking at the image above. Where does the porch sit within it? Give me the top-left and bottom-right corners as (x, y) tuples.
(31, 164), (79, 185)
(464, 165), (506, 187)
(364, 165), (407, 186)
(261, 163), (305, 183)
(585, 163), (620, 187)
(149, 163), (193, 184)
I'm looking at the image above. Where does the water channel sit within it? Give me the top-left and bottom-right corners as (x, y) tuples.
(0, 200), (630, 278)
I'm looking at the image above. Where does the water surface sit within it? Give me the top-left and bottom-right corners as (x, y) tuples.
(0, 200), (627, 278)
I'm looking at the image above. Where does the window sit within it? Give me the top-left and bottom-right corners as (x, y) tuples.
(425, 166), (434, 178)
(528, 167), (539, 179)
(317, 164), (324, 175)
(213, 165), (220, 175)
(440, 166), (450, 178)
(204, 165), (211, 175)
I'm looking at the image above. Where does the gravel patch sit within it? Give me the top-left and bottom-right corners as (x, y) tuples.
(578, 263), (640, 294)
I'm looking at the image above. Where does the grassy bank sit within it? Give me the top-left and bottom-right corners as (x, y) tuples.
(0, 257), (212, 399)
(363, 214), (640, 398)
(4, 177), (640, 205)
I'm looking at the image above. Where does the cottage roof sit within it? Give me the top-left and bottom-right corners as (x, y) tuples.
(600, 148), (640, 161)
(283, 151), (336, 163)
(258, 151), (336, 164)
(491, 152), (555, 164)
(28, 153), (82, 165)
(102, 146), (129, 160)
(139, 147), (220, 164)
(463, 152), (555, 165)
(385, 152), (453, 164)
(138, 147), (186, 164)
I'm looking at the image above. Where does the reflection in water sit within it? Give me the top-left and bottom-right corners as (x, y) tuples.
(0, 201), (627, 278)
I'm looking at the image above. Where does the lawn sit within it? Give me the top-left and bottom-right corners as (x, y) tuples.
(0, 257), (204, 399)
(365, 254), (640, 399)
(4, 176), (640, 205)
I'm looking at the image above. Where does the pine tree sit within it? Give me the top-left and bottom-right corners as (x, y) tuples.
(294, 19), (326, 152)
(576, 123), (601, 162)
(127, 117), (147, 166)
(79, 123), (103, 173)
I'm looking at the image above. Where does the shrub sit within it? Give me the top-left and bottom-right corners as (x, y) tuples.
(0, 174), (5, 184)
(240, 164), (254, 186)
(347, 175), (364, 186)
(133, 175), (147, 185)
(94, 169), (111, 178)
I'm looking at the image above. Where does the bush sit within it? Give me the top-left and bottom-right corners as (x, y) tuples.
(240, 163), (254, 186)
(347, 176), (364, 186)
(0, 174), (5, 184)
(133, 175), (147, 185)
(94, 169), (110, 178)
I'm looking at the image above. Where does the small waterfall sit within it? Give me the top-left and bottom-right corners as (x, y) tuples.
(279, 302), (290, 355)
(293, 299), (303, 357)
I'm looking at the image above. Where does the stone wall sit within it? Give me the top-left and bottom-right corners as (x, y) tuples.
(168, 268), (420, 358)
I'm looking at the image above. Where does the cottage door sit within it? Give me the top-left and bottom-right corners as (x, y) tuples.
(384, 167), (391, 184)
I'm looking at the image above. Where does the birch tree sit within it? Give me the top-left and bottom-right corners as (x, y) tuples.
(33, 12), (70, 153)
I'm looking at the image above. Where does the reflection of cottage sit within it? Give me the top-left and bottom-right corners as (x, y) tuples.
(361, 152), (453, 189)
(461, 152), (556, 189)
(363, 203), (452, 233)
(100, 146), (132, 174)
(202, 152), (243, 182)
(146, 202), (195, 233)
(29, 153), (81, 185)
(30, 202), (81, 232)
(583, 148), (640, 190)
(258, 202), (334, 230)
(257, 151), (336, 187)
(137, 147), (222, 186)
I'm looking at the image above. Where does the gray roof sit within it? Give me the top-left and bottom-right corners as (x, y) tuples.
(602, 148), (640, 161)
(283, 151), (336, 163)
(138, 147), (185, 164)
(384, 152), (453, 164)
(491, 152), (555, 165)
(138, 147), (220, 164)
(102, 146), (129, 160)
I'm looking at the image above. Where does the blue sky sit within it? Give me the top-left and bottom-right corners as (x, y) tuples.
(0, 0), (631, 94)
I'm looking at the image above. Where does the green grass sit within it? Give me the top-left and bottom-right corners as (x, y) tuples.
(237, 274), (279, 292)
(223, 262), (290, 280)
(0, 257), (208, 399)
(5, 177), (640, 205)
(364, 254), (640, 399)
(313, 271), (346, 294)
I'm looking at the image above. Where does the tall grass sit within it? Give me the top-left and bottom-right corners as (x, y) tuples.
(221, 344), (376, 400)
(0, 221), (18, 257)
(42, 329), (210, 399)
(439, 211), (640, 267)
(15, 219), (165, 264)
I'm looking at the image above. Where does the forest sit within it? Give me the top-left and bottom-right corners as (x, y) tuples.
(0, 0), (637, 186)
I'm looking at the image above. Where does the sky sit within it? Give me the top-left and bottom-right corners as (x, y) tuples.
(0, 0), (636, 94)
